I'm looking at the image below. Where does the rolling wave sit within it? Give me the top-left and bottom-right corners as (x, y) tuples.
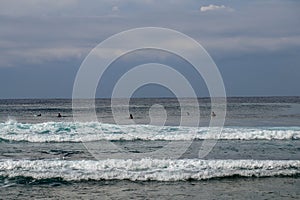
(0, 159), (299, 182)
(0, 120), (299, 142)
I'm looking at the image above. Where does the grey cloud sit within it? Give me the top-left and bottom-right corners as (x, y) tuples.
(0, 0), (299, 67)
(0, 0), (300, 97)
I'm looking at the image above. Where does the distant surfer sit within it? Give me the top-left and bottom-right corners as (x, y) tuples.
(129, 114), (133, 119)
(36, 114), (41, 117)
(211, 111), (216, 117)
(57, 113), (62, 118)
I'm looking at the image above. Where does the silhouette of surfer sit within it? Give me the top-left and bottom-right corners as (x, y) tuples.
(129, 114), (133, 119)
(57, 113), (62, 118)
(211, 111), (216, 117)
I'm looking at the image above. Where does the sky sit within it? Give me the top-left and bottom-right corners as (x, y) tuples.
(0, 0), (299, 98)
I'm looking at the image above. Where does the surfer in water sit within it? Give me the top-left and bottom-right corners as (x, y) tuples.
(211, 111), (216, 117)
(57, 113), (62, 118)
(129, 114), (133, 119)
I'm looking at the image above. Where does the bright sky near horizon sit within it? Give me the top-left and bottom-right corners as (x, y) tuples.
(0, 0), (299, 98)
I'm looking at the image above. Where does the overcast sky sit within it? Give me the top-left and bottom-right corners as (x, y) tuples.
(0, 0), (299, 98)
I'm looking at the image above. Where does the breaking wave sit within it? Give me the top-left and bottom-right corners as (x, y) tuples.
(0, 159), (299, 182)
(0, 120), (299, 142)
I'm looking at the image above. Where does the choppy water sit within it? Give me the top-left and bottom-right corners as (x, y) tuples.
(0, 97), (300, 199)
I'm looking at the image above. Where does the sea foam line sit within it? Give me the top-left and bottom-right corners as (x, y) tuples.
(0, 159), (299, 181)
(0, 120), (299, 142)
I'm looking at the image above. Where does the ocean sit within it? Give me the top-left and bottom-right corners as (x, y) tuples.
(0, 97), (299, 199)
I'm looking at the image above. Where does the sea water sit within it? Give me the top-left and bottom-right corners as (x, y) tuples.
(0, 97), (299, 199)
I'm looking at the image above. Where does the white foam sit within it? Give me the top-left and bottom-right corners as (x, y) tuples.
(0, 159), (299, 181)
(0, 120), (299, 142)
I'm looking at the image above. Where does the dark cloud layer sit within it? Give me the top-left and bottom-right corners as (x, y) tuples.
(0, 0), (299, 98)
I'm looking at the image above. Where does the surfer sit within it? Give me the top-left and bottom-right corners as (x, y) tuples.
(211, 111), (216, 117)
(57, 113), (62, 118)
(37, 114), (41, 117)
(129, 114), (133, 119)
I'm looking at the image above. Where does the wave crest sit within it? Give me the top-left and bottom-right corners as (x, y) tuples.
(0, 120), (299, 142)
(0, 159), (299, 181)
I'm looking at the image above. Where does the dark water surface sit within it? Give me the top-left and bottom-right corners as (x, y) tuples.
(0, 97), (299, 199)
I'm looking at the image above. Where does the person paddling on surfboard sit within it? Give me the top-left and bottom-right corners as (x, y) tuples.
(211, 111), (216, 117)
